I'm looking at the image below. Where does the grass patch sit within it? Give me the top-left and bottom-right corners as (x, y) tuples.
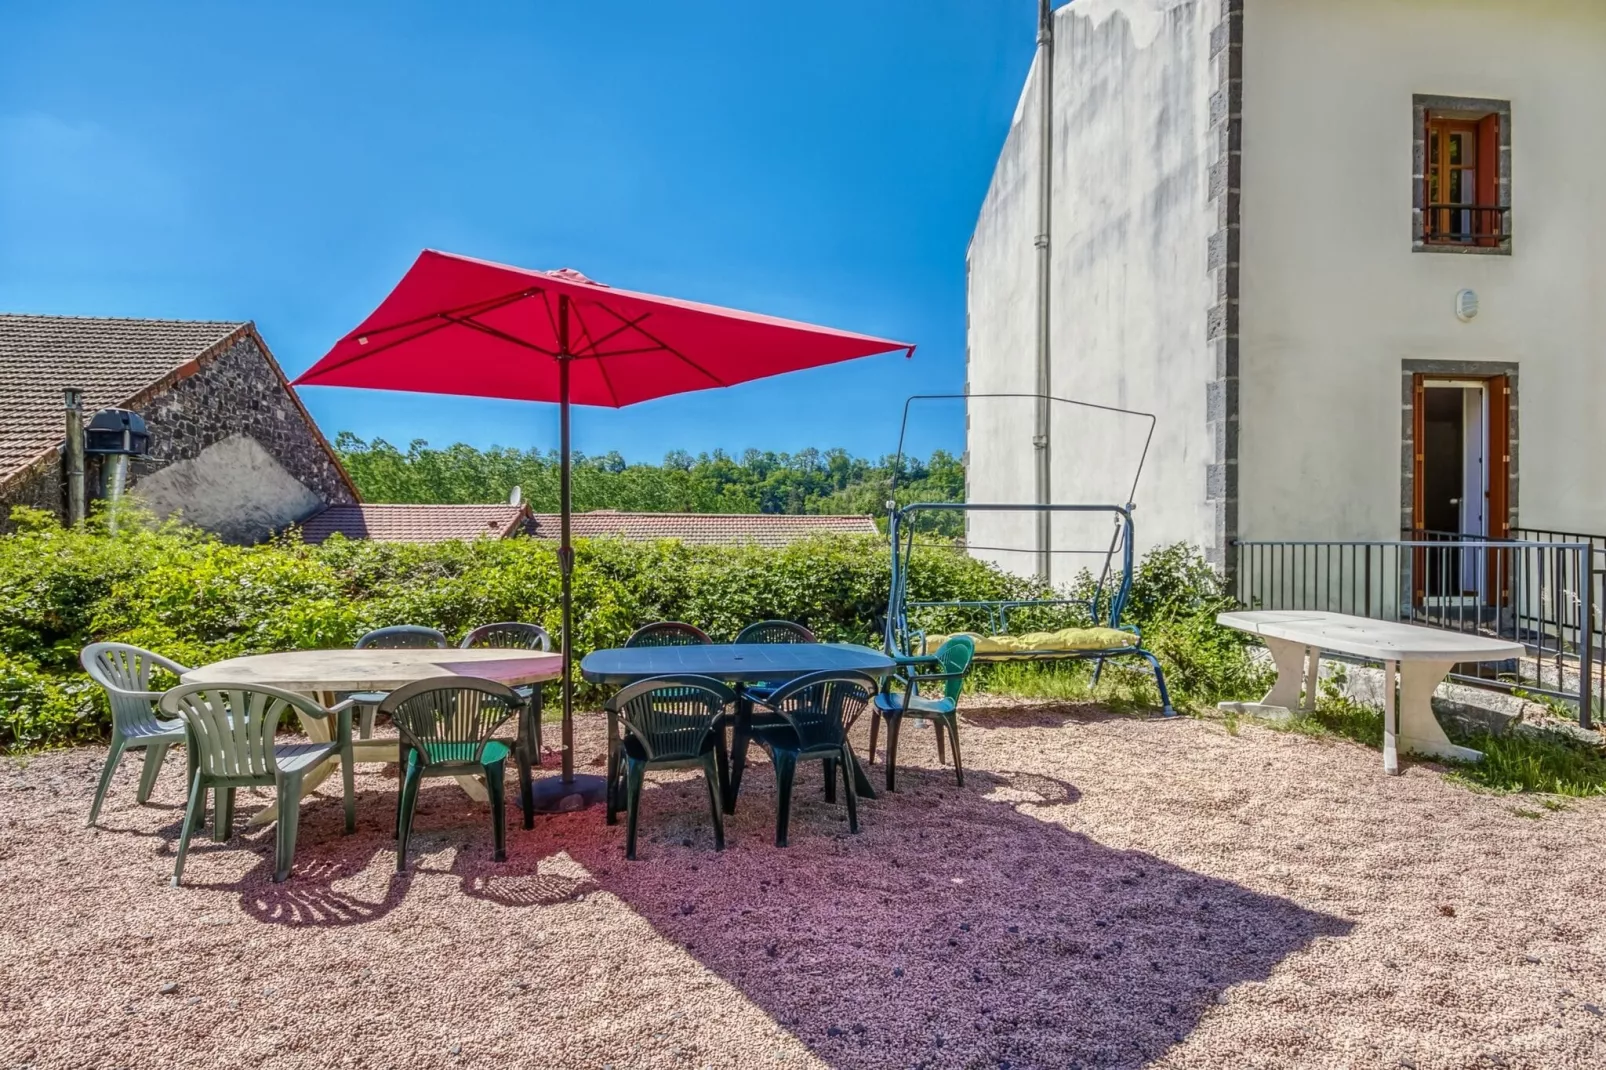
(1236, 684), (1606, 798)
(1445, 730), (1606, 798)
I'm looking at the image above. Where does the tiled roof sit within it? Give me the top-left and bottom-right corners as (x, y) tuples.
(528, 510), (880, 547)
(0, 314), (248, 483)
(298, 503), (531, 544)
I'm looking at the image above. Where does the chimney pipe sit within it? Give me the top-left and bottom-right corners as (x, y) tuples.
(63, 388), (86, 525)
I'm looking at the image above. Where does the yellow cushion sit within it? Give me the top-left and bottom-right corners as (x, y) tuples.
(922, 628), (1138, 657)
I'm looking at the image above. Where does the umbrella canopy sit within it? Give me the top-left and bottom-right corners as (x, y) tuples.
(294, 250), (914, 403)
(292, 249), (913, 808)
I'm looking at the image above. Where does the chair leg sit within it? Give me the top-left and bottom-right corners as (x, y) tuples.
(726, 725), (752, 815)
(88, 735), (129, 826)
(702, 753), (725, 852)
(822, 757), (838, 803)
(213, 787), (235, 842)
(840, 745), (859, 834)
(485, 759), (508, 862)
(136, 741), (170, 804)
(772, 749), (798, 848)
(516, 743), (534, 831)
(273, 774), (304, 883)
(867, 710), (880, 765)
(339, 745), (356, 835)
(395, 760), (422, 873)
(394, 743), (409, 838)
(624, 758), (647, 861)
(945, 716), (964, 787)
(712, 726), (731, 811)
(604, 740), (621, 826)
(171, 769), (206, 887)
(884, 714), (903, 792)
(358, 704), (377, 740)
(934, 721), (947, 766)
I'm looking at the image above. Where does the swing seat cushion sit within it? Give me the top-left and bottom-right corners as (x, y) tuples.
(920, 628), (1138, 658)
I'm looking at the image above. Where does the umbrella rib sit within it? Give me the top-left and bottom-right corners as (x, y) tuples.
(298, 287), (548, 381)
(590, 303), (727, 386)
(448, 315), (560, 357)
(569, 310), (653, 357)
(592, 353), (623, 407)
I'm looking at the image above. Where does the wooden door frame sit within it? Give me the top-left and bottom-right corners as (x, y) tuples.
(1407, 371), (1513, 605)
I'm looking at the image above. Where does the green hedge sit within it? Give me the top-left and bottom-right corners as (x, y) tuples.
(0, 506), (1256, 751)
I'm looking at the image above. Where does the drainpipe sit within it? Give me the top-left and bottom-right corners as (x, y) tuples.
(63, 388), (86, 525)
(1033, 0), (1055, 584)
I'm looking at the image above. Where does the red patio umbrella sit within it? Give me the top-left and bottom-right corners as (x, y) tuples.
(293, 249), (914, 808)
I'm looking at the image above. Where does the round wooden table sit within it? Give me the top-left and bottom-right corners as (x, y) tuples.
(183, 648), (564, 826)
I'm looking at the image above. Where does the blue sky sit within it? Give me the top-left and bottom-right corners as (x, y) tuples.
(0, 1), (1034, 463)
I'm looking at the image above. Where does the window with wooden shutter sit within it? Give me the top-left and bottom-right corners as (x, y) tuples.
(1423, 107), (1507, 246)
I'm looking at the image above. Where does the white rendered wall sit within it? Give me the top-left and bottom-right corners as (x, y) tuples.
(1238, 0), (1606, 541)
(966, 0), (1218, 580)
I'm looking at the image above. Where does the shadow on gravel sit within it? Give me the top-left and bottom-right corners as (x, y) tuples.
(565, 731), (1353, 1070)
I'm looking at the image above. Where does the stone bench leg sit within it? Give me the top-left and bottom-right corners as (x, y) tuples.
(1390, 658), (1484, 773)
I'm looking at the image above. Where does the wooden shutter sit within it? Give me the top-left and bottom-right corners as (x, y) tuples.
(1487, 375), (1510, 538)
(1477, 113), (1501, 245)
(1411, 376), (1427, 606)
(1486, 375), (1512, 604)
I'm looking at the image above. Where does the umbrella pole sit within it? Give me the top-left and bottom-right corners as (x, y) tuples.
(559, 348), (574, 782)
(533, 292), (606, 812)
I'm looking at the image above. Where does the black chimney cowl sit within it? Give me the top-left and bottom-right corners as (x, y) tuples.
(83, 409), (150, 457)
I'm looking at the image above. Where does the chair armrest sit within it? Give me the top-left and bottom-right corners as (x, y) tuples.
(907, 669), (970, 684)
(325, 697), (360, 715)
(891, 653), (942, 667)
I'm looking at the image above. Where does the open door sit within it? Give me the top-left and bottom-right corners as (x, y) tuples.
(1411, 373), (1511, 606)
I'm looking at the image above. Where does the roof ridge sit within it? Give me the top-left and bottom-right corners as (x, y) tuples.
(0, 312), (248, 327)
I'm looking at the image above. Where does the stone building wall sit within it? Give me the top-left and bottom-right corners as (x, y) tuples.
(129, 335), (355, 509)
(0, 331), (355, 540)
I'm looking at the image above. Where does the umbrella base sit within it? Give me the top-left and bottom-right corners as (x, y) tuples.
(525, 772), (608, 813)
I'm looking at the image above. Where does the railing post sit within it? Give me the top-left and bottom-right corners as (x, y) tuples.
(1580, 542), (1595, 731)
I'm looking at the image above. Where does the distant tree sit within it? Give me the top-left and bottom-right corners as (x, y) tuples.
(334, 436), (964, 528)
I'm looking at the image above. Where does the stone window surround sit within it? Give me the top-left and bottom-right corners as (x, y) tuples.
(1399, 359), (1519, 537)
(1412, 94), (1512, 256)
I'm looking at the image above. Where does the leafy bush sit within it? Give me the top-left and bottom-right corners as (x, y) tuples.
(0, 507), (1266, 751)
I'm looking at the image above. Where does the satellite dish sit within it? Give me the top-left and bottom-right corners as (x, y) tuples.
(509, 485), (522, 506)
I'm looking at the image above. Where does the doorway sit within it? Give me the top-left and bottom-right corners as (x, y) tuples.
(1411, 373), (1510, 602)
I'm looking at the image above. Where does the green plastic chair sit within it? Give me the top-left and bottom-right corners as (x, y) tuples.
(460, 622), (552, 820)
(160, 683), (355, 886)
(604, 675), (732, 860)
(869, 634), (976, 791)
(81, 642), (192, 827)
(381, 676), (524, 873)
(348, 625), (448, 740)
(733, 620), (816, 645)
(749, 671), (876, 847)
(624, 621), (712, 648)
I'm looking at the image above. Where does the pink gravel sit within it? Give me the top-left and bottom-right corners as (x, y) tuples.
(2, 702), (1603, 1070)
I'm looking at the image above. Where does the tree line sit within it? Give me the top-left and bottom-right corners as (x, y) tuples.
(333, 434), (965, 522)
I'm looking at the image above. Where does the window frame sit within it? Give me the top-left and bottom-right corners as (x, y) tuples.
(1412, 95), (1512, 255)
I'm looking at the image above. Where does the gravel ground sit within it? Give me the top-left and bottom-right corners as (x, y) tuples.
(2, 701), (1604, 1070)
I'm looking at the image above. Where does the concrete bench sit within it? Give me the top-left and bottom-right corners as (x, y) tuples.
(1216, 610), (1525, 774)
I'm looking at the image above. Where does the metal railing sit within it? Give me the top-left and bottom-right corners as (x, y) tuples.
(1233, 535), (1596, 728)
(1423, 203), (1508, 244)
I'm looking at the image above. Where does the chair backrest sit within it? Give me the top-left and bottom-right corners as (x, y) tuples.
(357, 625), (447, 650)
(379, 676), (521, 766)
(607, 675), (734, 762)
(928, 635), (976, 703)
(81, 642), (191, 736)
(733, 620), (817, 645)
(762, 671), (876, 752)
(459, 622), (552, 652)
(624, 622), (712, 649)
(161, 683), (330, 780)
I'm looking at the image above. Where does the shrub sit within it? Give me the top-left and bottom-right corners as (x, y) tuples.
(0, 508), (1267, 751)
